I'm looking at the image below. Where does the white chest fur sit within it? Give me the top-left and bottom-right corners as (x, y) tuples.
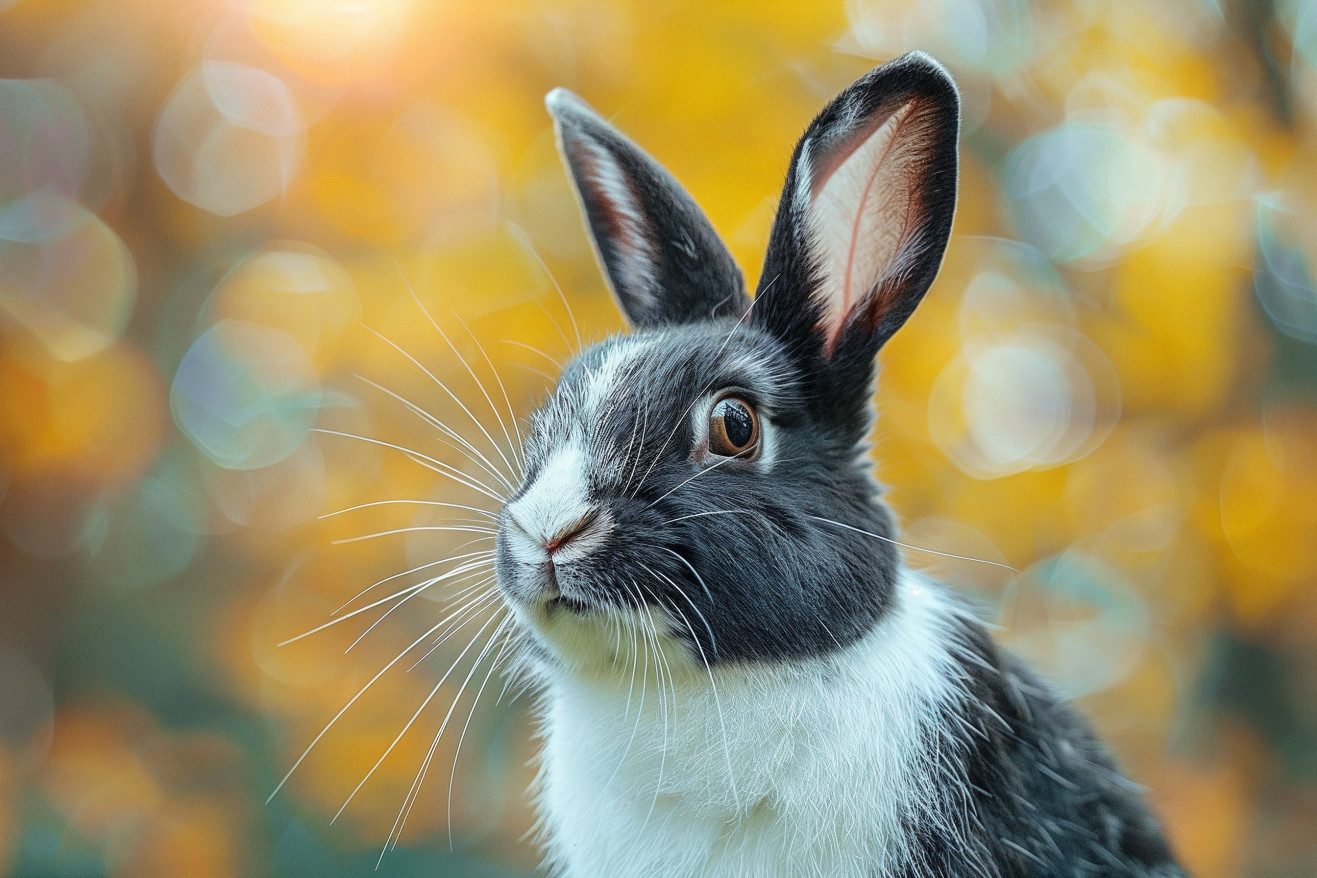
(531, 573), (963, 878)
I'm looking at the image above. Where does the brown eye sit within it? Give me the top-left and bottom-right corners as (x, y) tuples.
(708, 395), (760, 458)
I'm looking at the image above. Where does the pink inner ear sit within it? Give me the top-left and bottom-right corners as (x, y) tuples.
(806, 99), (927, 354)
(567, 138), (660, 310)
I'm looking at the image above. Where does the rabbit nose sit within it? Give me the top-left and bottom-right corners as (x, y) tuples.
(506, 507), (599, 558)
(541, 510), (599, 555)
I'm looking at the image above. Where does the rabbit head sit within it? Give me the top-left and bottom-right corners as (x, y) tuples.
(495, 52), (959, 672)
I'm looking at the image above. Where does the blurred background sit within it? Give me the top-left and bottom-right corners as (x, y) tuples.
(1, 0), (1315, 875)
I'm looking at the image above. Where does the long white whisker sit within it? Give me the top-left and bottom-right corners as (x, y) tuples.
(649, 551), (718, 653)
(355, 375), (518, 495)
(622, 390), (652, 499)
(320, 499), (498, 521)
(407, 585), (501, 669)
(361, 325), (521, 485)
(645, 449), (752, 509)
(649, 566), (740, 809)
(507, 221), (582, 353)
(603, 580), (649, 794)
(313, 427), (506, 504)
(385, 612), (513, 858)
(398, 274), (524, 480)
(506, 360), (557, 383)
(807, 515), (1019, 573)
(335, 608), (506, 826)
(664, 508), (752, 524)
(502, 338), (565, 372)
(636, 594), (671, 835)
(330, 526), (496, 546)
(452, 311), (525, 472)
(276, 558), (493, 647)
(444, 620), (516, 848)
(266, 611), (469, 804)
(332, 549), (492, 616)
(349, 571), (495, 654)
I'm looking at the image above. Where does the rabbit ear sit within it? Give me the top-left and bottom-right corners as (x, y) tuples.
(751, 52), (959, 367)
(547, 89), (749, 328)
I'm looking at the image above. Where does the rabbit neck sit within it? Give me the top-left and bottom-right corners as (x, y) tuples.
(532, 569), (964, 877)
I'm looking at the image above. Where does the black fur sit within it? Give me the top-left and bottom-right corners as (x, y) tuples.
(497, 322), (900, 664)
(889, 618), (1187, 877)
(752, 52), (960, 445)
(547, 88), (750, 328)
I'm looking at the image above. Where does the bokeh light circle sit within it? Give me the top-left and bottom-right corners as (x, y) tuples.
(152, 63), (305, 216)
(0, 192), (136, 361)
(0, 78), (92, 203)
(1254, 192), (1317, 345)
(1000, 551), (1150, 699)
(1003, 122), (1165, 265)
(201, 241), (361, 357)
(171, 320), (321, 470)
(930, 319), (1120, 479)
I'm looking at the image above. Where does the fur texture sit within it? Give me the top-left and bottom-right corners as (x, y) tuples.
(487, 53), (1186, 877)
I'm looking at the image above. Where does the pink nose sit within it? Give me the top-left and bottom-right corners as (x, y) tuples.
(541, 512), (596, 555)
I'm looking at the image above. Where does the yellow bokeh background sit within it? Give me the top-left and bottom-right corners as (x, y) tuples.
(2, 0), (1316, 875)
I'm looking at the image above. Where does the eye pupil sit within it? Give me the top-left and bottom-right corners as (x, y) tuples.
(708, 395), (760, 458)
(723, 402), (753, 447)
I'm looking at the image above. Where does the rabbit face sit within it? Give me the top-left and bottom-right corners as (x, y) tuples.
(495, 320), (898, 670)
(497, 52), (959, 673)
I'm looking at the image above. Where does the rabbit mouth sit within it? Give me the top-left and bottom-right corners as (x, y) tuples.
(544, 593), (594, 617)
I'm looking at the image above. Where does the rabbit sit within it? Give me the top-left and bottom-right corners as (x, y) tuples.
(492, 52), (1187, 877)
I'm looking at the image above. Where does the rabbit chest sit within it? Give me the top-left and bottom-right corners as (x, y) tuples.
(532, 573), (961, 878)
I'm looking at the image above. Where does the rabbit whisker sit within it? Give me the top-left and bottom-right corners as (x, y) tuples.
(649, 551), (718, 647)
(357, 572), (496, 656)
(361, 324), (522, 486)
(408, 587), (502, 670)
(601, 580), (650, 795)
(451, 310), (526, 470)
(621, 387), (653, 497)
(339, 607), (508, 829)
(355, 375), (519, 495)
(445, 620), (518, 848)
(646, 564), (740, 808)
(395, 268), (526, 478)
(266, 604), (489, 805)
(406, 284), (525, 479)
(806, 515), (1019, 574)
(319, 499), (498, 521)
(277, 556), (494, 647)
(332, 548), (493, 616)
(663, 508), (752, 525)
(644, 447), (753, 509)
(313, 427), (507, 503)
(505, 359), (558, 383)
(502, 338), (565, 371)
(387, 612), (513, 858)
(331, 526), (497, 545)
(635, 588), (673, 836)
(507, 220), (583, 355)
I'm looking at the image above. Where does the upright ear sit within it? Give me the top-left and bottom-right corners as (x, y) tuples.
(751, 52), (959, 369)
(546, 89), (749, 328)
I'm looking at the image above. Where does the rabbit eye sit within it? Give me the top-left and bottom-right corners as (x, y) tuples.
(707, 395), (760, 458)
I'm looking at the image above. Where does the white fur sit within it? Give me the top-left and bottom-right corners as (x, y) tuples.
(506, 443), (593, 549)
(528, 571), (965, 877)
